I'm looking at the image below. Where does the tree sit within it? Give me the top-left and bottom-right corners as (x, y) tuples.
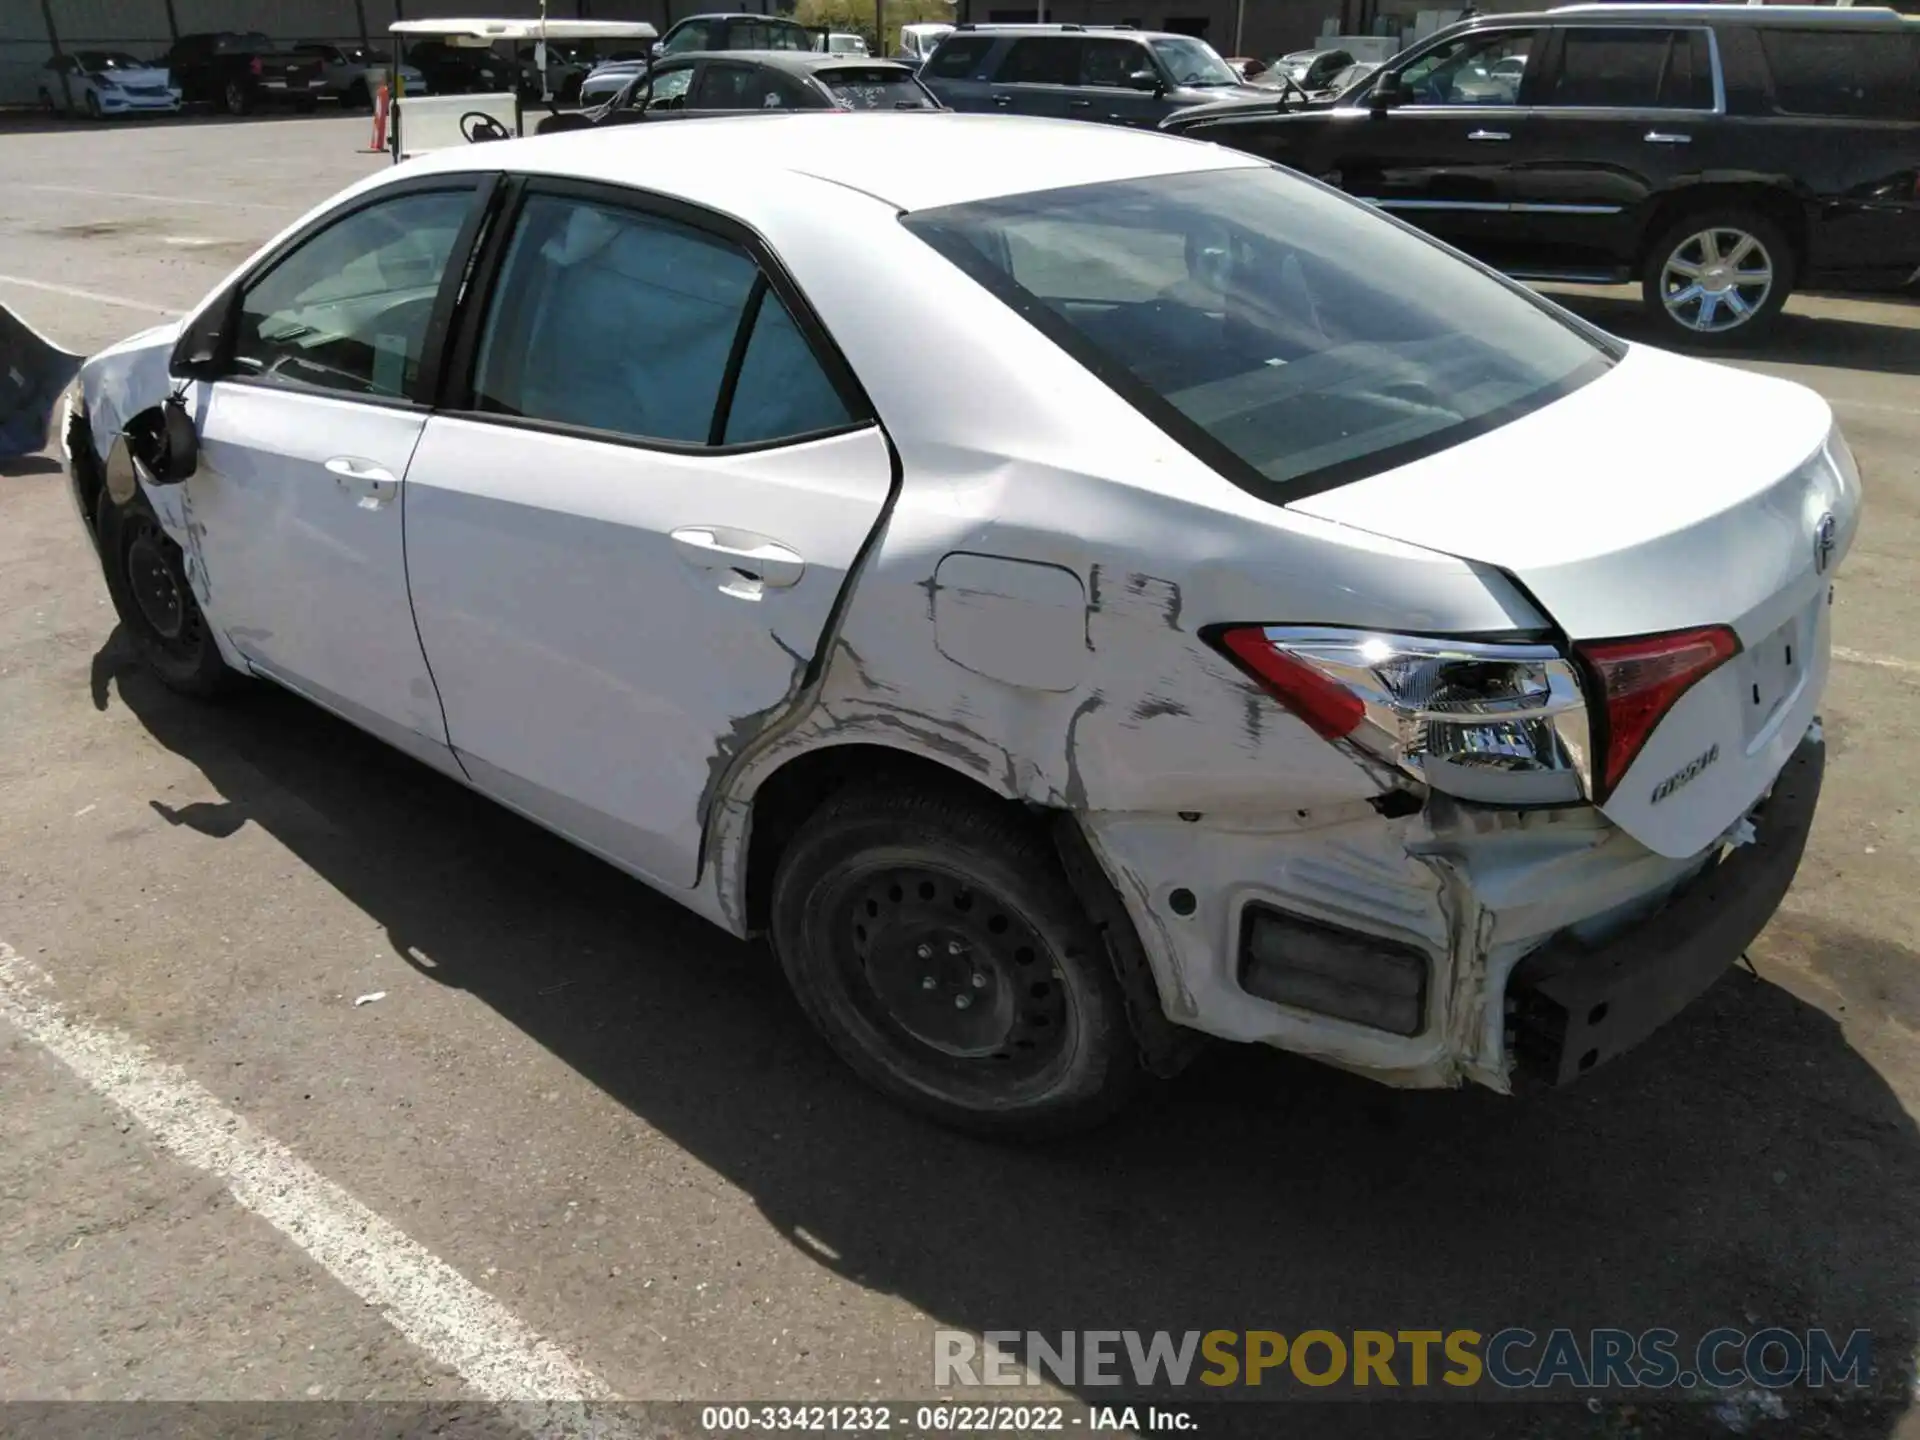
(795, 0), (954, 53)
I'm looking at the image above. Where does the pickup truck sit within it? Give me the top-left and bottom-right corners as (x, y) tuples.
(160, 31), (323, 115)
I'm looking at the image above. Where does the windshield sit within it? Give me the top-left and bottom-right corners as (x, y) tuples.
(903, 167), (1612, 496)
(821, 68), (937, 109)
(1148, 36), (1238, 86)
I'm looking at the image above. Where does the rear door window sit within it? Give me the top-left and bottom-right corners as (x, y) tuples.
(692, 62), (764, 108)
(468, 194), (855, 449)
(1545, 28), (1712, 109)
(926, 35), (994, 79)
(1757, 29), (1920, 121)
(996, 37), (1076, 85)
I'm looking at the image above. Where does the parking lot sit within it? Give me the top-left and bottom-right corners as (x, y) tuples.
(3, 110), (1920, 1438)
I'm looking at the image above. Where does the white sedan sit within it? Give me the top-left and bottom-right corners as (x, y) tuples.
(61, 114), (1859, 1134)
(39, 51), (182, 118)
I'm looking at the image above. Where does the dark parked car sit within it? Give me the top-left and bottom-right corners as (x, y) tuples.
(654, 13), (817, 57)
(538, 51), (940, 132)
(401, 39), (513, 95)
(160, 31), (323, 115)
(921, 23), (1271, 127)
(1163, 4), (1920, 346)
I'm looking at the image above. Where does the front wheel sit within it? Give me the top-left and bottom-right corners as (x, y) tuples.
(1640, 210), (1793, 348)
(770, 787), (1142, 1137)
(96, 492), (238, 698)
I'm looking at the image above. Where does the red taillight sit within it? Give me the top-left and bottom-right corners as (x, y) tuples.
(1576, 626), (1740, 799)
(1214, 627), (1366, 740)
(250, 56), (263, 75)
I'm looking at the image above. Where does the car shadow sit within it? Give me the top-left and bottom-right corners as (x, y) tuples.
(1546, 288), (1920, 379)
(94, 631), (1920, 1437)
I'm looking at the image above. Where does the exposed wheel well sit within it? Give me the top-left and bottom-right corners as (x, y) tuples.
(742, 743), (1023, 937)
(1637, 185), (1807, 277)
(738, 741), (1205, 1080)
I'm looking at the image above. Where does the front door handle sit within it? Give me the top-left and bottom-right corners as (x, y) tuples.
(1069, 99), (1092, 109)
(1644, 130), (1691, 145)
(991, 93), (1011, 107)
(671, 526), (805, 595)
(1466, 128), (1510, 142)
(324, 456), (397, 506)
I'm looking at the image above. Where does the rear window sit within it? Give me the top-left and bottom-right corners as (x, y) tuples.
(1546, 28), (1712, 109)
(926, 35), (994, 78)
(903, 168), (1612, 498)
(820, 68), (938, 109)
(1757, 28), (1919, 121)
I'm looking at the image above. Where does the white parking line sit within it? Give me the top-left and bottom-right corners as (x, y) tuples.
(0, 940), (617, 1411)
(1835, 646), (1920, 675)
(18, 182), (298, 212)
(0, 273), (181, 316)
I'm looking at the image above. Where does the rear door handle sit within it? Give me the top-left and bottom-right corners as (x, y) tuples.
(1070, 99), (1092, 109)
(671, 526), (805, 595)
(324, 455), (398, 506)
(991, 93), (1012, 106)
(1466, 129), (1510, 142)
(1644, 130), (1691, 145)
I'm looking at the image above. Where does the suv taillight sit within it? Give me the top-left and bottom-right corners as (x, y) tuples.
(1575, 626), (1739, 801)
(1211, 627), (1591, 805)
(250, 56), (263, 75)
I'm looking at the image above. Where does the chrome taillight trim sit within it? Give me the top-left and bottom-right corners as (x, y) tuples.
(1257, 627), (1595, 804)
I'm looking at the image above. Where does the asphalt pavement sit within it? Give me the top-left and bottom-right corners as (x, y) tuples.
(1, 112), (1918, 1440)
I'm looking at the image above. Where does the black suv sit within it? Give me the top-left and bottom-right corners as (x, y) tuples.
(921, 24), (1270, 127)
(1163, 4), (1920, 346)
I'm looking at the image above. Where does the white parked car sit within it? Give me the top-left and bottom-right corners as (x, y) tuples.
(38, 51), (182, 118)
(816, 31), (870, 55)
(894, 22), (953, 65)
(59, 115), (1858, 1135)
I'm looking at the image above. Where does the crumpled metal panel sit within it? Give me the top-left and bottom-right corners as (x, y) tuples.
(0, 305), (83, 460)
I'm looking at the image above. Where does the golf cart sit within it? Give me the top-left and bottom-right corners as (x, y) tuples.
(385, 17), (658, 161)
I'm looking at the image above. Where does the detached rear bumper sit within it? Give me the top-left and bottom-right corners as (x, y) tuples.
(1508, 732), (1824, 1085)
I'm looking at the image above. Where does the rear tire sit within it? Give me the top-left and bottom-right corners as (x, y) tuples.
(38, 88), (56, 115)
(770, 786), (1142, 1137)
(1640, 208), (1793, 349)
(85, 89), (103, 120)
(344, 78), (371, 109)
(224, 79), (251, 116)
(95, 490), (239, 699)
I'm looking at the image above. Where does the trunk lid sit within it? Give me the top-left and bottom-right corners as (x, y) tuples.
(1289, 345), (1861, 858)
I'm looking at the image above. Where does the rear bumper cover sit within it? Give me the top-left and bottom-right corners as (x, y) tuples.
(1508, 732), (1824, 1085)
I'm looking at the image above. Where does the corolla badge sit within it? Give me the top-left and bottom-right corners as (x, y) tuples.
(1651, 744), (1719, 805)
(1814, 511), (1838, 575)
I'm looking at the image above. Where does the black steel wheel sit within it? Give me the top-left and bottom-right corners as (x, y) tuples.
(771, 785), (1141, 1136)
(96, 492), (237, 697)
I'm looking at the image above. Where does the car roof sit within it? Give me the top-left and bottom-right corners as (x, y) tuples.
(664, 50), (913, 74)
(1517, 2), (1911, 25)
(670, 11), (809, 24)
(405, 111), (1259, 213)
(943, 24), (1186, 41)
